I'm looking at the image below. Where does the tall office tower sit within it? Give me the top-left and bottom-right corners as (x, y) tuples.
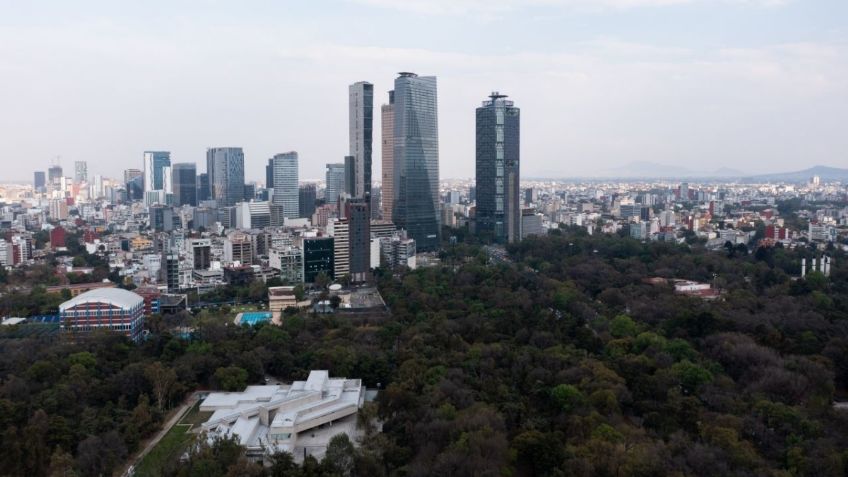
(344, 156), (356, 197)
(392, 72), (441, 250)
(475, 92), (521, 243)
(265, 158), (275, 189)
(349, 81), (373, 201)
(197, 173), (210, 202)
(299, 184), (317, 219)
(270, 152), (299, 218)
(370, 186), (382, 219)
(172, 163), (198, 207)
(381, 90), (395, 220)
(346, 200), (371, 283)
(74, 161), (88, 184)
(33, 171), (45, 192)
(48, 165), (63, 183)
(143, 151), (171, 192)
(91, 174), (104, 198)
(303, 237), (334, 282)
(206, 147), (245, 207)
(325, 163), (346, 205)
(124, 169), (143, 201)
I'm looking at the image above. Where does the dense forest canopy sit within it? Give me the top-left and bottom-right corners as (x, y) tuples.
(1, 229), (847, 476)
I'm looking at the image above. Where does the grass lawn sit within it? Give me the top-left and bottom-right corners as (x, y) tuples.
(180, 400), (213, 427)
(134, 424), (192, 477)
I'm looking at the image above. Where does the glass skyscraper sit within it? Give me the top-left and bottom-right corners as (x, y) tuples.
(299, 184), (316, 219)
(475, 92), (520, 243)
(74, 161), (88, 184)
(270, 152), (299, 218)
(381, 90), (395, 220)
(143, 151), (171, 192)
(33, 171), (45, 192)
(206, 147), (245, 207)
(392, 72), (441, 251)
(325, 163), (345, 205)
(349, 81), (373, 201)
(172, 163), (198, 207)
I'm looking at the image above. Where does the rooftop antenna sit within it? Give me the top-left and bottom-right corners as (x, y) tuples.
(489, 91), (508, 100)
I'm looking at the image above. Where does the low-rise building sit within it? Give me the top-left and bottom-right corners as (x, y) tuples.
(59, 288), (145, 342)
(200, 370), (367, 463)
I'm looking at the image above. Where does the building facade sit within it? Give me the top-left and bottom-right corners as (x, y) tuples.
(207, 147), (245, 207)
(172, 163), (198, 207)
(303, 237), (334, 282)
(59, 288), (145, 342)
(299, 184), (317, 219)
(381, 91), (395, 220)
(271, 152), (299, 219)
(74, 161), (88, 184)
(143, 151), (171, 192)
(346, 201), (371, 283)
(392, 72), (441, 250)
(349, 81), (373, 201)
(475, 92), (520, 243)
(325, 163), (345, 206)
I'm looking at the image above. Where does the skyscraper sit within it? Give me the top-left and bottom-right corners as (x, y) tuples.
(74, 161), (88, 184)
(344, 155), (355, 197)
(33, 171), (45, 192)
(270, 152), (299, 219)
(392, 72), (440, 251)
(172, 163), (198, 207)
(206, 147), (245, 207)
(124, 169), (143, 201)
(381, 90), (395, 220)
(197, 173), (210, 202)
(475, 92), (521, 243)
(265, 159), (275, 189)
(299, 184), (317, 219)
(325, 163), (345, 205)
(349, 81), (373, 201)
(143, 151), (171, 192)
(346, 200), (371, 283)
(48, 165), (63, 183)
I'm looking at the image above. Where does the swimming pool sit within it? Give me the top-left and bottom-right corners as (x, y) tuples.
(235, 311), (273, 326)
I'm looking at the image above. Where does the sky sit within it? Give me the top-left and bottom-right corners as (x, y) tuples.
(1, 0), (847, 182)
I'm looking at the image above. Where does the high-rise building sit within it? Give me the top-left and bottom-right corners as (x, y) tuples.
(325, 163), (346, 205)
(475, 92), (521, 243)
(48, 165), (63, 184)
(143, 151), (171, 192)
(124, 169), (144, 201)
(299, 184), (317, 219)
(344, 155), (356, 197)
(33, 171), (45, 192)
(349, 81), (373, 201)
(197, 173), (210, 202)
(346, 200), (371, 283)
(270, 152), (299, 219)
(303, 237), (334, 282)
(74, 161), (88, 184)
(206, 147), (245, 207)
(381, 90), (395, 220)
(392, 72), (441, 250)
(172, 163), (198, 207)
(265, 159), (274, 189)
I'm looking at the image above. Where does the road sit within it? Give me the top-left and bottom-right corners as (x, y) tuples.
(120, 393), (202, 477)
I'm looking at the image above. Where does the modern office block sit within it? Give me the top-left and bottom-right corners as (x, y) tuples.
(475, 92), (520, 243)
(392, 72), (441, 250)
(349, 81), (373, 201)
(270, 152), (299, 219)
(74, 161), (88, 184)
(299, 184), (317, 219)
(381, 90), (395, 220)
(303, 237), (334, 282)
(172, 163), (198, 207)
(143, 151), (171, 192)
(207, 147), (245, 207)
(325, 163), (345, 205)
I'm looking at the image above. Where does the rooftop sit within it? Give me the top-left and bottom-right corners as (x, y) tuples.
(59, 287), (143, 311)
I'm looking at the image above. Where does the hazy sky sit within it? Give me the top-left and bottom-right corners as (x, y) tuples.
(2, 0), (847, 182)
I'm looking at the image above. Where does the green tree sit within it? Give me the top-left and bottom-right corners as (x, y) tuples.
(214, 366), (248, 391)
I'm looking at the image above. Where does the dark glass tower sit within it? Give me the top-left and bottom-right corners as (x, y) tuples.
(172, 163), (198, 207)
(303, 237), (334, 282)
(392, 72), (440, 250)
(475, 92), (520, 243)
(33, 171), (45, 192)
(299, 184), (316, 218)
(349, 81), (373, 201)
(197, 173), (210, 202)
(346, 200), (371, 283)
(206, 147), (245, 207)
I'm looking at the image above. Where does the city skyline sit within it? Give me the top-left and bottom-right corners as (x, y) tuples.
(3, 1), (847, 182)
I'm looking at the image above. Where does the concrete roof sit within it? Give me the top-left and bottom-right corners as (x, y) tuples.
(59, 287), (143, 312)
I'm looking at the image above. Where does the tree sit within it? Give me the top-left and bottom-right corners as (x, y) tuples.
(145, 361), (177, 412)
(550, 383), (584, 412)
(214, 366), (248, 391)
(323, 433), (355, 477)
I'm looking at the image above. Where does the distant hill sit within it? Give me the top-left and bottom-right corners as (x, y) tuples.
(743, 165), (848, 183)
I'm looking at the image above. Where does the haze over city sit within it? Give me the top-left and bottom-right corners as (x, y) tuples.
(2, 0), (847, 181)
